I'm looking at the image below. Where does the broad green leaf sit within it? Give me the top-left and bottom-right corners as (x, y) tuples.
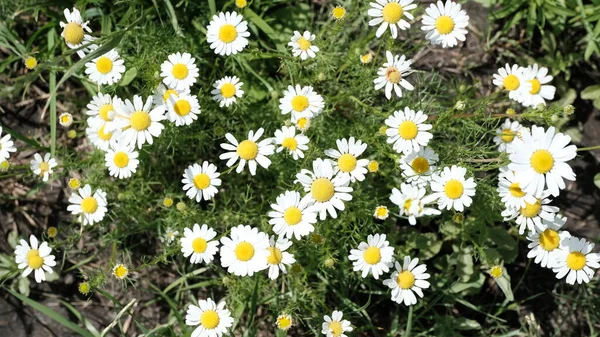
(594, 173), (600, 189)
(119, 67), (138, 86)
(494, 267), (515, 301)
(455, 317), (482, 330)
(17, 276), (30, 297)
(415, 233), (443, 259)
(581, 84), (600, 100)
(593, 98), (600, 110)
(554, 88), (577, 107)
(488, 227), (518, 263)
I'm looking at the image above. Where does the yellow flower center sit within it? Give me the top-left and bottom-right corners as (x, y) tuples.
(61, 114), (71, 124)
(363, 246), (381, 265)
(219, 24), (238, 43)
(163, 197), (173, 207)
(503, 74), (520, 91)
(26, 249), (44, 269)
(173, 99), (191, 116)
(520, 200), (541, 218)
(95, 56), (113, 74)
(444, 180), (464, 199)
(113, 152), (129, 168)
(267, 247), (284, 264)
(297, 117), (309, 130)
(99, 104), (114, 121)
(78, 282), (90, 294)
(328, 321), (343, 337)
(530, 150), (554, 174)
(332, 7), (346, 19)
(490, 266), (503, 279)
(283, 207), (303, 225)
(397, 270), (415, 289)
(237, 140), (259, 160)
(375, 207), (388, 218)
(47, 227), (57, 238)
(171, 63), (189, 80)
(386, 67), (402, 84)
(398, 121), (418, 140)
(368, 160), (379, 173)
(163, 89), (179, 102)
(25, 57), (37, 69)
(311, 178), (335, 202)
(39, 162), (50, 173)
(235, 0), (247, 8)
(337, 154), (357, 172)
(382, 2), (403, 23)
(435, 15), (455, 34)
(529, 78), (541, 94)
(403, 199), (413, 212)
(193, 173), (211, 189)
(63, 22), (84, 45)
(234, 242), (255, 261)
(114, 265), (128, 279)
(81, 196), (98, 214)
(277, 315), (292, 329)
(501, 128), (515, 143)
(98, 125), (112, 140)
(192, 237), (207, 253)
(220, 83), (236, 98)
(360, 53), (373, 64)
(291, 95), (309, 112)
(538, 229), (560, 251)
(566, 252), (586, 271)
(200, 310), (220, 329)
(297, 37), (311, 51)
(410, 157), (430, 174)
(282, 137), (298, 151)
(508, 182), (525, 197)
(130, 111), (151, 131)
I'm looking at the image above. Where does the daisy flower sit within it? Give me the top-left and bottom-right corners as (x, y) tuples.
(325, 137), (369, 182)
(160, 52), (199, 91)
(360, 52), (374, 64)
(268, 190), (319, 240)
(508, 125), (577, 197)
(274, 126), (309, 160)
(86, 93), (122, 129)
(374, 205), (389, 220)
(112, 264), (129, 279)
(492, 64), (532, 102)
(295, 116), (311, 132)
(186, 298), (234, 337)
(206, 11), (250, 56)
(220, 225), (270, 276)
(521, 64), (555, 107)
(84, 49), (125, 85)
(384, 107), (433, 154)
(526, 215), (570, 268)
(58, 113), (73, 127)
(161, 227), (179, 244)
(266, 236), (296, 280)
(321, 310), (353, 337)
(501, 191), (559, 234)
(0, 126), (17, 160)
(288, 30), (320, 60)
(368, 160), (380, 173)
(114, 95), (166, 149)
(180, 224), (220, 265)
(374, 51), (414, 100)
(85, 117), (121, 151)
(104, 142), (139, 179)
(383, 256), (430, 306)
(276, 314), (293, 331)
(368, 0), (417, 38)
(296, 158), (353, 220)
(24, 56), (38, 70)
(60, 8), (92, 56)
(219, 128), (274, 175)
(348, 233), (395, 279)
(181, 162), (222, 202)
(332, 6), (347, 20)
(390, 183), (441, 225)
(421, 0), (469, 48)
(279, 85), (325, 120)
(211, 76), (244, 107)
(496, 166), (535, 209)
(67, 184), (108, 226)
(493, 118), (523, 153)
(165, 93), (201, 126)
(30, 153), (57, 182)
(399, 146), (439, 187)
(430, 165), (477, 212)
(14, 235), (56, 283)
(552, 237), (600, 285)
(152, 84), (190, 109)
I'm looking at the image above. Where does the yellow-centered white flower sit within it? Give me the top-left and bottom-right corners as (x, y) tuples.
(399, 146), (438, 187)
(279, 84), (325, 120)
(67, 184), (108, 226)
(384, 107), (433, 154)
(60, 8), (92, 56)
(0, 126), (17, 160)
(181, 162), (221, 202)
(493, 118), (523, 153)
(521, 64), (556, 107)
(321, 310), (353, 337)
(14, 235), (56, 283)
(84, 49), (125, 85)
(185, 298), (234, 337)
(383, 256), (431, 306)
(374, 51), (414, 100)
(390, 184), (441, 225)
(30, 153), (57, 182)
(160, 52), (199, 90)
(552, 237), (600, 285)
(325, 137), (369, 183)
(165, 93), (201, 126)
(180, 224), (219, 265)
(219, 225), (270, 276)
(288, 30), (320, 60)
(430, 165), (477, 212)
(273, 126), (310, 160)
(268, 190), (318, 240)
(114, 95), (166, 149)
(211, 76), (244, 108)
(266, 236), (296, 280)
(492, 64), (532, 103)
(497, 166), (537, 209)
(421, 0), (469, 48)
(526, 215), (569, 268)
(501, 190), (559, 235)
(348, 233), (395, 279)
(206, 11), (250, 56)
(104, 141), (139, 179)
(219, 128), (274, 175)
(368, 0), (417, 38)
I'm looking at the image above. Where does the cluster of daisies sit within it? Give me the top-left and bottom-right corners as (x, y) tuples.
(493, 120), (599, 284)
(493, 63), (556, 107)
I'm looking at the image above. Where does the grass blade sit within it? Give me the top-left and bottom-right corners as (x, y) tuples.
(49, 69), (56, 155)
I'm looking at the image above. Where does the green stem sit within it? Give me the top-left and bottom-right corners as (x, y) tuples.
(405, 305), (413, 337)
(577, 145), (600, 152)
(49, 70), (57, 156)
